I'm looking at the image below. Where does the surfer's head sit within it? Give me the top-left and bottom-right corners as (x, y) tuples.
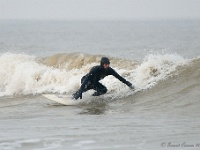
(100, 57), (110, 69)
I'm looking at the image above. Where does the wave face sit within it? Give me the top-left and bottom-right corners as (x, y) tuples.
(0, 52), (190, 99)
(124, 56), (200, 116)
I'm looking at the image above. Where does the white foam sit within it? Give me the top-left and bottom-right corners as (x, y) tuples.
(0, 53), (82, 96)
(0, 52), (188, 98)
(131, 53), (188, 89)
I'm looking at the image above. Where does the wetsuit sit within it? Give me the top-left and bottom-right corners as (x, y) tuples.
(73, 65), (133, 99)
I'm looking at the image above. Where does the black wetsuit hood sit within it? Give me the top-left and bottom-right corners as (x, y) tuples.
(100, 57), (110, 66)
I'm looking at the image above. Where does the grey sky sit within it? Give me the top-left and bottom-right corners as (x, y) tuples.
(0, 0), (200, 20)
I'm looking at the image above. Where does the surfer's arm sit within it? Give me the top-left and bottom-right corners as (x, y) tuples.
(110, 68), (134, 89)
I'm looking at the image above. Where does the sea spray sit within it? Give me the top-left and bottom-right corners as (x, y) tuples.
(132, 53), (188, 90)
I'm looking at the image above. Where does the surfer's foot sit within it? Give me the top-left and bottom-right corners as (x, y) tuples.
(72, 91), (82, 100)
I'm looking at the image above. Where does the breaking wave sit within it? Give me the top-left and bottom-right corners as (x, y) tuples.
(0, 52), (192, 99)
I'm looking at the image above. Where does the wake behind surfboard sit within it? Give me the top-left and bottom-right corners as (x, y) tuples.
(43, 94), (78, 105)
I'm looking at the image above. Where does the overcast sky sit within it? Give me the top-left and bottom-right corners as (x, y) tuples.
(0, 0), (200, 20)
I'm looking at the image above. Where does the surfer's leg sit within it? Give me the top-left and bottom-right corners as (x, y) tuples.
(92, 82), (107, 96)
(73, 80), (92, 99)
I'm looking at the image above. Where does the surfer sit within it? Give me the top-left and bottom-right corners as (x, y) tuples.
(73, 57), (134, 100)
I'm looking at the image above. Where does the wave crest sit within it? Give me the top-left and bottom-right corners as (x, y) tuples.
(0, 52), (190, 98)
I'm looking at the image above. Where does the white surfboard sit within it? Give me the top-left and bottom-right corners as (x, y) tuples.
(43, 94), (78, 105)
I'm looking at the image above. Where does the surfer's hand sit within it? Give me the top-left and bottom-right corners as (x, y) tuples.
(129, 84), (135, 90)
(127, 81), (135, 90)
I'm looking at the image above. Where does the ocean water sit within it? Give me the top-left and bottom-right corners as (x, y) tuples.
(0, 20), (200, 150)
